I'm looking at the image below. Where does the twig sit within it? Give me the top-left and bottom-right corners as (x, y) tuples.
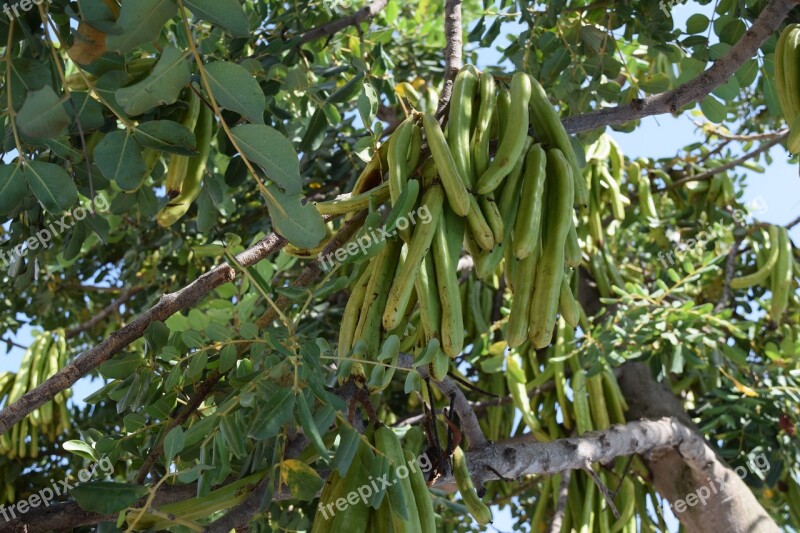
(65, 288), (143, 339)
(1, 337), (28, 352)
(662, 132), (787, 191)
(447, 372), (498, 398)
(715, 234), (743, 312)
(786, 214), (800, 230)
(255, 212), (367, 329)
(548, 470), (571, 533)
(134, 372), (223, 484)
(435, 0), (463, 120)
(562, 0), (799, 134)
(0, 231), (288, 435)
(692, 121), (790, 141)
(399, 353), (488, 448)
(297, 0), (389, 45)
(583, 461), (620, 519)
(203, 473), (274, 533)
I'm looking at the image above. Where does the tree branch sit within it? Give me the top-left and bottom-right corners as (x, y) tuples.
(618, 362), (780, 532)
(548, 471), (570, 533)
(65, 287), (143, 339)
(463, 418), (737, 491)
(715, 233), (744, 312)
(562, 0), (799, 134)
(8, 417), (769, 532)
(0, 232), (287, 435)
(435, 0), (463, 119)
(134, 372), (223, 484)
(297, 0), (389, 45)
(399, 353), (488, 449)
(662, 132), (788, 191)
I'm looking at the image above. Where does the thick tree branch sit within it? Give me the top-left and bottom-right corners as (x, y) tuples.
(7, 417), (771, 532)
(435, 0), (463, 119)
(0, 483), (198, 533)
(619, 363), (780, 532)
(562, 0), (799, 134)
(662, 132), (787, 191)
(297, 0), (389, 45)
(464, 418), (741, 493)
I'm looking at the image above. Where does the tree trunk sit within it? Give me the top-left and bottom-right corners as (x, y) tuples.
(619, 363), (780, 532)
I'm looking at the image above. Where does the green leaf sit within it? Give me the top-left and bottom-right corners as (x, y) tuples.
(299, 108), (328, 152)
(115, 46), (191, 115)
(134, 120), (197, 155)
(331, 425), (360, 475)
(106, 0), (179, 54)
(24, 161), (78, 214)
(700, 95), (727, 123)
(17, 86), (71, 139)
(94, 130), (147, 191)
(0, 165), (27, 215)
(357, 83), (378, 128)
(686, 14), (709, 34)
(231, 124), (302, 193)
(281, 459), (324, 501)
(204, 61), (265, 123)
(164, 426), (185, 464)
(219, 343), (237, 373)
(186, 352), (209, 381)
(98, 353), (143, 379)
(249, 387), (294, 439)
(265, 186), (326, 249)
(72, 482), (148, 514)
(205, 322), (231, 342)
(325, 71), (365, 104)
(184, 0), (249, 37)
(63, 440), (100, 461)
(638, 73), (671, 94)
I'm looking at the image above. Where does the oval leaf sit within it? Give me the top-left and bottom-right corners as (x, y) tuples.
(205, 61), (265, 124)
(24, 161), (78, 214)
(231, 124), (302, 194)
(94, 130), (148, 191)
(164, 426), (185, 464)
(17, 86), (71, 139)
(265, 186), (326, 249)
(0, 164), (27, 216)
(185, 0), (249, 37)
(116, 46), (191, 115)
(63, 440), (99, 461)
(106, 0), (179, 54)
(72, 482), (149, 514)
(135, 120), (197, 155)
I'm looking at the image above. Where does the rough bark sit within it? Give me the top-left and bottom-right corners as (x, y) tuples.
(619, 363), (780, 533)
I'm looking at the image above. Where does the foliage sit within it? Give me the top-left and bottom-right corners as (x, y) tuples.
(0, 0), (798, 531)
